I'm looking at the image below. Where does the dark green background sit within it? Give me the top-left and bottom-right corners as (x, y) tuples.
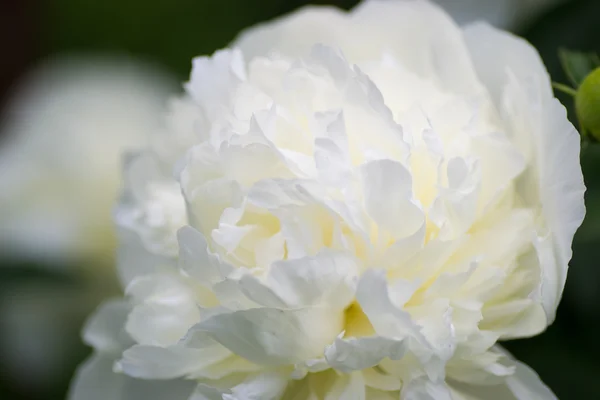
(1, 0), (599, 399)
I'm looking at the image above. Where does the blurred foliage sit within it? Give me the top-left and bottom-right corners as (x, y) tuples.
(559, 48), (600, 87)
(1, 0), (600, 399)
(41, 0), (359, 81)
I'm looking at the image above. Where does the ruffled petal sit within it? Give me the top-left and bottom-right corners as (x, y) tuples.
(325, 335), (407, 373)
(198, 307), (343, 365)
(464, 22), (585, 323)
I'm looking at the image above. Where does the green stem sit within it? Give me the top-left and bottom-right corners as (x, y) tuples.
(552, 82), (578, 97)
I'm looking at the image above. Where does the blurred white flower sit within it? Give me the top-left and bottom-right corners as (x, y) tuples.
(0, 56), (175, 264)
(0, 56), (175, 394)
(71, 1), (585, 399)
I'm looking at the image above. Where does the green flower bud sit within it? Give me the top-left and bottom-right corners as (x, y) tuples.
(576, 67), (600, 140)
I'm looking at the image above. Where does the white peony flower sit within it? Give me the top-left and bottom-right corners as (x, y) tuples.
(70, 1), (585, 399)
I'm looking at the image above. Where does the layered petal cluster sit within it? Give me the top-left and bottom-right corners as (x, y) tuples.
(71, 1), (585, 399)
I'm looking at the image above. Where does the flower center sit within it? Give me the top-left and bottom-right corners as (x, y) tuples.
(343, 301), (374, 338)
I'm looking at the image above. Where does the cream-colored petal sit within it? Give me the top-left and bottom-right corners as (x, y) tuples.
(464, 22), (585, 322)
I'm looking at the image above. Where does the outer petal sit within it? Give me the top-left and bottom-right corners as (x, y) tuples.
(450, 360), (557, 399)
(462, 22), (552, 106)
(506, 361), (557, 400)
(535, 101), (586, 319)
(116, 151), (186, 259)
(68, 354), (195, 400)
(348, 0), (481, 94)
(116, 342), (229, 380)
(124, 273), (202, 347)
(232, 6), (347, 62)
(463, 22), (586, 322)
(115, 226), (174, 287)
(233, 1), (481, 95)
(184, 49), (246, 119)
(69, 354), (127, 400)
(82, 299), (132, 354)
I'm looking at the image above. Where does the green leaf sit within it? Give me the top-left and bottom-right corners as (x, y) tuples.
(559, 48), (600, 87)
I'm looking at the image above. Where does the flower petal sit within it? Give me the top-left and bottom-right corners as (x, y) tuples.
(324, 335), (407, 373)
(268, 250), (359, 308)
(223, 372), (289, 400)
(450, 360), (556, 399)
(401, 377), (452, 400)
(235, 1), (481, 95)
(82, 300), (132, 354)
(464, 22), (585, 322)
(68, 354), (195, 400)
(360, 159), (424, 239)
(68, 354), (127, 400)
(117, 343), (228, 380)
(178, 225), (234, 284)
(198, 307), (343, 365)
(185, 49), (246, 119)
